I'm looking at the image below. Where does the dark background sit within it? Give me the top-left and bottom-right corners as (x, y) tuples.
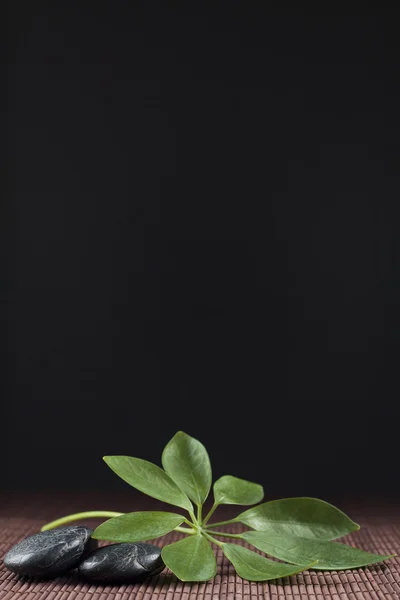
(4, 4), (400, 500)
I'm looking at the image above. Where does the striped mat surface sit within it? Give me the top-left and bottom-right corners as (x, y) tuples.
(1, 492), (399, 599)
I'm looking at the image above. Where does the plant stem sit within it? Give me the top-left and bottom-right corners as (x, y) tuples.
(202, 502), (218, 526)
(183, 517), (197, 529)
(202, 531), (223, 548)
(205, 530), (241, 539)
(41, 511), (124, 531)
(197, 504), (203, 525)
(175, 526), (196, 534)
(41, 511), (196, 536)
(189, 509), (198, 526)
(204, 517), (237, 529)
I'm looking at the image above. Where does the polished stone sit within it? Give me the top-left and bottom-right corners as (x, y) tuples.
(4, 526), (97, 578)
(78, 542), (164, 582)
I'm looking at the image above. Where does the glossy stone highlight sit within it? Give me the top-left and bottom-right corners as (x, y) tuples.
(78, 542), (164, 582)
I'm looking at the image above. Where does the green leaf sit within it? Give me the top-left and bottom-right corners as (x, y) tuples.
(221, 543), (316, 581)
(103, 456), (193, 512)
(92, 511), (185, 543)
(236, 497), (359, 540)
(242, 531), (395, 570)
(213, 475), (264, 506)
(162, 431), (212, 506)
(162, 534), (216, 581)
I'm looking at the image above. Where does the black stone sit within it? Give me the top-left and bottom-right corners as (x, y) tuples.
(3, 526), (97, 578)
(78, 543), (164, 583)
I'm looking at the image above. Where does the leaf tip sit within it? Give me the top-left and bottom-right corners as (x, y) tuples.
(164, 431), (185, 447)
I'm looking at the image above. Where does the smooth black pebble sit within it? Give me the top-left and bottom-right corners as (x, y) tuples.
(78, 543), (164, 583)
(3, 526), (97, 578)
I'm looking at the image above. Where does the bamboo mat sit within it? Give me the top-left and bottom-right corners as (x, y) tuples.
(0, 492), (399, 599)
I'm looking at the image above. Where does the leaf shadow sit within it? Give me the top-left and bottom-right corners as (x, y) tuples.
(364, 563), (391, 574)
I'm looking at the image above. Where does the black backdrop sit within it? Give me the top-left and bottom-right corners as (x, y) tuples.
(4, 4), (400, 499)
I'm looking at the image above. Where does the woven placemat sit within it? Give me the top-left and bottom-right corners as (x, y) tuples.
(1, 492), (399, 599)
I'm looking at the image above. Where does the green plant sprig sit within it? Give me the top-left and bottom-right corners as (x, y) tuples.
(41, 431), (395, 582)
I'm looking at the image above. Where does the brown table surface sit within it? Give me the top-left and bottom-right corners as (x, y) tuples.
(0, 492), (399, 599)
